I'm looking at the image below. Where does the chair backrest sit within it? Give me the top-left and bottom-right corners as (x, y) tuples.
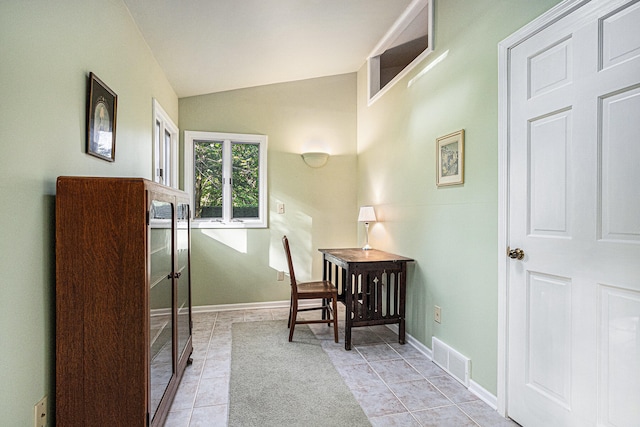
(282, 236), (298, 289)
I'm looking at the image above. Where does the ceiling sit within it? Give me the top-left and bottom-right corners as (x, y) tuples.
(122, 0), (413, 98)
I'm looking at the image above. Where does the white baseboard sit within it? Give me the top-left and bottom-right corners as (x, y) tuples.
(150, 307), (172, 317)
(193, 302), (498, 409)
(469, 380), (498, 410)
(193, 299), (323, 313)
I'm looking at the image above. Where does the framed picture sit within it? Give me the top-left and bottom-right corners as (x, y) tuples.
(87, 72), (117, 162)
(436, 129), (465, 186)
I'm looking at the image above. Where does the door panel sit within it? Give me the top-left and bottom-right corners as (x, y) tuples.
(149, 198), (175, 420)
(507, 1), (640, 426)
(526, 272), (572, 408)
(176, 203), (191, 360)
(529, 109), (572, 237)
(598, 285), (640, 425)
(528, 37), (573, 99)
(600, 1), (640, 70)
(599, 86), (640, 242)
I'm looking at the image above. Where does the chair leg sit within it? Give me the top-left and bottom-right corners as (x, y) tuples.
(287, 294), (293, 328)
(332, 297), (339, 343)
(323, 299), (330, 327)
(289, 300), (298, 342)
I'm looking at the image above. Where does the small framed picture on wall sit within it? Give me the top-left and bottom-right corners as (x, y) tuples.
(436, 129), (464, 187)
(87, 72), (117, 162)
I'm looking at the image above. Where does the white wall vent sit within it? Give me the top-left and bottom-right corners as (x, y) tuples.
(432, 336), (471, 387)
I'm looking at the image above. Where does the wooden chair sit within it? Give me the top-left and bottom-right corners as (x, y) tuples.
(282, 236), (339, 343)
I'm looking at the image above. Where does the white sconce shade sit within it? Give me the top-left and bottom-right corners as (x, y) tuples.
(301, 139), (330, 168)
(358, 206), (377, 250)
(358, 206), (377, 223)
(301, 152), (329, 168)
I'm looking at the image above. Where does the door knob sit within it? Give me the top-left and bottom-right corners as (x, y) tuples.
(508, 247), (525, 260)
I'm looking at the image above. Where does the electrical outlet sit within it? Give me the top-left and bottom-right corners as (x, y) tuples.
(277, 271), (285, 281)
(34, 396), (47, 427)
(434, 305), (442, 323)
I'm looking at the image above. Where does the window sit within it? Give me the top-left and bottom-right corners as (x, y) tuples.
(367, 0), (433, 104)
(184, 131), (267, 228)
(153, 99), (179, 187)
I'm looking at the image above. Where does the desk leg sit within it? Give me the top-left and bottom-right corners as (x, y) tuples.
(321, 258), (328, 323)
(398, 265), (407, 345)
(344, 269), (352, 351)
(344, 301), (352, 351)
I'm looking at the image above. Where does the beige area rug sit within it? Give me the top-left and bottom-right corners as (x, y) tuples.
(228, 320), (371, 426)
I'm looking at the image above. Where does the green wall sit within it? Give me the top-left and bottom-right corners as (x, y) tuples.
(356, 0), (561, 394)
(179, 74), (358, 306)
(0, 0), (566, 423)
(0, 1), (177, 424)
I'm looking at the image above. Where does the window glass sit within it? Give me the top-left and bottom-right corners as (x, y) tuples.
(163, 129), (171, 185)
(194, 140), (223, 219)
(152, 99), (178, 187)
(232, 142), (260, 219)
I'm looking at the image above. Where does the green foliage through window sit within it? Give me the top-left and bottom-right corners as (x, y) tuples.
(194, 141), (260, 220)
(232, 143), (260, 218)
(194, 140), (223, 218)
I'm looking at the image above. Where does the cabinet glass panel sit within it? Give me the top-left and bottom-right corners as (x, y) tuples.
(176, 203), (191, 359)
(149, 200), (174, 419)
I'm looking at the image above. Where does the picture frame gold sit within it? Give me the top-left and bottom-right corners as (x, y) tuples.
(436, 129), (464, 186)
(87, 72), (117, 162)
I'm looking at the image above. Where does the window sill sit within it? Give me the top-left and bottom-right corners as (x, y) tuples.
(191, 220), (267, 229)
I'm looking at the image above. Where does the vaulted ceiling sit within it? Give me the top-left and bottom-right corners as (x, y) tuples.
(123, 0), (412, 97)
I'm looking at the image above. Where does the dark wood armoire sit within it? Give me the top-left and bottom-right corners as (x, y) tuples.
(55, 177), (193, 426)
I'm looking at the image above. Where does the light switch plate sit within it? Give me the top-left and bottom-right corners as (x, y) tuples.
(434, 306), (441, 323)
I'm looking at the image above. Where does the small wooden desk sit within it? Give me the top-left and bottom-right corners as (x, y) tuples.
(319, 248), (414, 350)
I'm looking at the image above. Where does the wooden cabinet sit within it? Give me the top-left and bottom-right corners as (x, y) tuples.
(55, 177), (193, 426)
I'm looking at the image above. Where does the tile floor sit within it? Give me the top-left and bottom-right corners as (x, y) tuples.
(164, 308), (519, 427)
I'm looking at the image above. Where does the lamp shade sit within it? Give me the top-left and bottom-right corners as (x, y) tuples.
(358, 206), (377, 223)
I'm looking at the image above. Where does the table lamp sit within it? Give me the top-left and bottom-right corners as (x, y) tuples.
(358, 206), (377, 250)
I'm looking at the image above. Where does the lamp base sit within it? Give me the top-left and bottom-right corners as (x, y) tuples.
(362, 222), (372, 250)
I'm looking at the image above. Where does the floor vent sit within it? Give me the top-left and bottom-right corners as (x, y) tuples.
(432, 337), (471, 387)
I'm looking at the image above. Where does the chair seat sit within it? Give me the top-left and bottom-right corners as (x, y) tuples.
(296, 280), (337, 299)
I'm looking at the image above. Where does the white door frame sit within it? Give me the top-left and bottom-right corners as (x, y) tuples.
(496, 0), (591, 417)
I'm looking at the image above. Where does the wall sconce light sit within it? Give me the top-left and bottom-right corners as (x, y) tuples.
(301, 139), (330, 168)
(358, 206), (377, 250)
(301, 152), (329, 168)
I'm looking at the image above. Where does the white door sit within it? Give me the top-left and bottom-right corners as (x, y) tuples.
(507, 1), (640, 426)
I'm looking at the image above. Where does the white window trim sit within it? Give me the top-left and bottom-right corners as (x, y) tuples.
(184, 130), (268, 229)
(367, 0), (434, 105)
(152, 99), (179, 188)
